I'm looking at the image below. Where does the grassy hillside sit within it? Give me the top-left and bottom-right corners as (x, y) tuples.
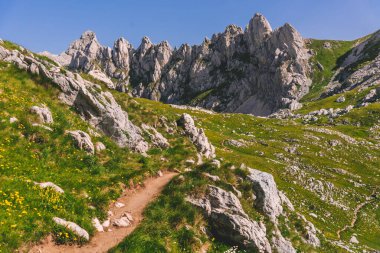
(0, 61), (196, 252)
(302, 39), (355, 102)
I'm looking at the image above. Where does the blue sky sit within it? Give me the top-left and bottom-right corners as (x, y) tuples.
(0, 0), (379, 54)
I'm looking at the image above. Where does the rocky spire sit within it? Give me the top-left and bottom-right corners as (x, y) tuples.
(67, 31), (100, 58)
(112, 37), (132, 69)
(138, 36), (153, 56)
(246, 13), (273, 47)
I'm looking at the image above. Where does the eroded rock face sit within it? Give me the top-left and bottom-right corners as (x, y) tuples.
(67, 130), (95, 154)
(187, 185), (272, 252)
(177, 113), (215, 159)
(247, 168), (283, 222)
(56, 13), (311, 116)
(0, 44), (149, 153)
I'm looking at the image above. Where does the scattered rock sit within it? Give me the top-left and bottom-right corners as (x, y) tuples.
(185, 159), (195, 165)
(202, 173), (220, 182)
(177, 113), (215, 159)
(122, 212), (133, 222)
(53, 217), (89, 241)
(66, 130), (95, 154)
(92, 218), (104, 232)
(335, 96), (345, 103)
(32, 123), (53, 131)
(115, 202), (125, 208)
(34, 182), (64, 194)
(350, 235), (359, 244)
(9, 117), (18, 123)
(211, 159), (221, 168)
(102, 219), (110, 228)
(157, 170), (163, 177)
(30, 105), (53, 124)
(323, 42), (332, 49)
(113, 217), (131, 227)
(328, 139), (341, 147)
(95, 142), (106, 152)
(225, 139), (246, 148)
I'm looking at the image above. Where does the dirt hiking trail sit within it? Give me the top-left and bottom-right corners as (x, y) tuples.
(28, 172), (178, 253)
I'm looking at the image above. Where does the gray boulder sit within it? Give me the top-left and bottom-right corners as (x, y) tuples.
(187, 185), (272, 252)
(247, 168), (283, 222)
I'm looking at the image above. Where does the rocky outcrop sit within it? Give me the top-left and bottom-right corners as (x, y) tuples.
(247, 168), (283, 222)
(177, 113), (215, 159)
(271, 230), (296, 253)
(53, 217), (89, 241)
(141, 123), (169, 149)
(187, 185), (272, 252)
(303, 218), (321, 247)
(30, 105), (53, 124)
(0, 44), (149, 153)
(67, 130), (95, 154)
(55, 13), (311, 116)
(363, 87), (380, 103)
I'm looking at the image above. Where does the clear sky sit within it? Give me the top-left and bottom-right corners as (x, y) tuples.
(0, 0), (379, 54)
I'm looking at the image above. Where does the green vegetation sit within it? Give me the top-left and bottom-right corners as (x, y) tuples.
(302, 39), (355, 101)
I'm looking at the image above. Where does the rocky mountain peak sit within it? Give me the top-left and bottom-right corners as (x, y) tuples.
(139, 36), (153, 52)
(68, 30), (100, 56)
(80, 30), (97, 41)
(246, 13), (273, 46)
(57, 14), (311, 116)
(224, 24), (243, 35)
